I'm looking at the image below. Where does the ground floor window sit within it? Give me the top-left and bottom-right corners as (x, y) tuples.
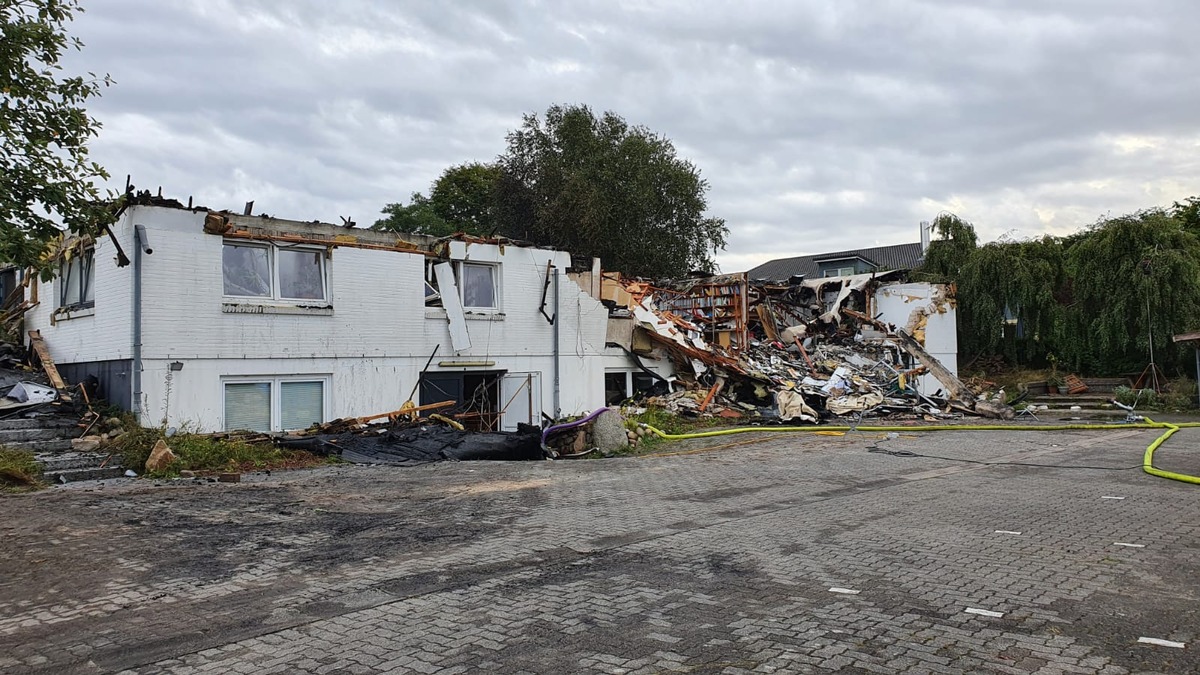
(604, 370), (662, 404)
(223, 377), (327, 432)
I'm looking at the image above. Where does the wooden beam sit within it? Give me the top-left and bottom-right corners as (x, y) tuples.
(26, 330), (71, 401)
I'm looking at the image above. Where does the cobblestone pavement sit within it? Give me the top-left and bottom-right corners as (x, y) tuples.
(2, 425), (1199, 674)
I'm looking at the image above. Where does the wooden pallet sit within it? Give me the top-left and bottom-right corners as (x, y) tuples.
(1063, 373), (1089, 395)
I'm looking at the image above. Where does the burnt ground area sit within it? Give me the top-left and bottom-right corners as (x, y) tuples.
(1, 425), (1198, 674)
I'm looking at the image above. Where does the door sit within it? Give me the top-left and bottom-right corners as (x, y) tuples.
(500, 372), (541, 431)
(419, 374), (463, 415)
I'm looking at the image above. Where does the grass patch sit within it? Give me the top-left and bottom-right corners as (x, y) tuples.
(0, 447), (44, 492)
(612, 406), (733, 457)
(106, 418), (333, 478)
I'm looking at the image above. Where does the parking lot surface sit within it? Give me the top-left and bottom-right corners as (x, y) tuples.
(2, 425), (1199, 674)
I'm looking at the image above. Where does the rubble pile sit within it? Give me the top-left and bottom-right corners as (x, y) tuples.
(609, 271), (1013, 423)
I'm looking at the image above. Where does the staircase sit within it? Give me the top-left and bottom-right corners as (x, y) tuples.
(0, 414), (126, 483)
(1023, 393), (1125, 418)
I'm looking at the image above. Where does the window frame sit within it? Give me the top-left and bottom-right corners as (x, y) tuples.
(456, 261), (499, 311)
(822, 266), (856, 278)
(222, 375), (331, 432)
(58, 247), (95, 310)
(222, 241), (329, 304)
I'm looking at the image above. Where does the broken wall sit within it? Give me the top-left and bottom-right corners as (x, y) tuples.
(872, 282), (958, 394)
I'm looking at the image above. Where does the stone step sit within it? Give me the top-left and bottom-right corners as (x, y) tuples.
(36, 452), (117, 472)
(0, 427), (77, 443)
(4, 439), (75, 453)
(44, 466), (128, 483)
(0, 417), (80, 431)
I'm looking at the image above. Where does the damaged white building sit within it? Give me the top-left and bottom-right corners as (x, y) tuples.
(22, 196), (669, 433)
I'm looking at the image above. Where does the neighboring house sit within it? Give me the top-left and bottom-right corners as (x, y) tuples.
(23, 200), (666, 433)
(746, 242), (925, 281)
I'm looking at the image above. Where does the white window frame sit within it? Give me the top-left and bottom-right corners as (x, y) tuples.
(456, 261), (500, 311)
(221, 375), (331, 432)
(822, 266), (856, 278)
(222, 241), (329, 303)
(58, 247), (95, 310)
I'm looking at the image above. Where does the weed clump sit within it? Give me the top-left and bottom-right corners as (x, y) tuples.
(0, 447), (44, 492)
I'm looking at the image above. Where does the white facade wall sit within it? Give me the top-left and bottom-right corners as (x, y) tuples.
(28, 205), (611, 431)
(873, 282), (958, 394)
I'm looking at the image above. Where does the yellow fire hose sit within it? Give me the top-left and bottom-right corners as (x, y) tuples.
(639, 418), (1200, 485)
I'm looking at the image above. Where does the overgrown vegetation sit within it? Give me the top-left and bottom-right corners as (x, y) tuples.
(616, 407), (731, 456)
(107, 418), (331, 478)
(0, 447), (43, 492)
(914, 201), (1200, 379)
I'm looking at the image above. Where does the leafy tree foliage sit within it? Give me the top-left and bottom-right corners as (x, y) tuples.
(914, 202), (1200, 376)
(373, 164), (501, 237)
(1062, 209), (1200, 374)
(1, 0), (113, 273)
(495, 104), (727, 278)
(373, 192), (453, 237)
(913, 213), (978, 283)
(427, 162), (501, 236)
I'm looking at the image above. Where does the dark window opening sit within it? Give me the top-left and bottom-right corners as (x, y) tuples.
(419, 371), (504, 431)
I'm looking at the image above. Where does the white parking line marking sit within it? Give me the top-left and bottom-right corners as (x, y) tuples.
(1139, 637), (1185, 648)
(1101, 496), (1126, 500)
(828, 587), (860, 595)
(994, 530), (1022, 535)
(1113, 542), (1145, 548)
(964, 608), (1004, 618)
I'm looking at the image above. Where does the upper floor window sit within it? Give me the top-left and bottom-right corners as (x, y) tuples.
(822, 266), (856, 278)
(59, 248), (95, 309)
(459, 262), (497, 309)
(223, 242), (327, 301)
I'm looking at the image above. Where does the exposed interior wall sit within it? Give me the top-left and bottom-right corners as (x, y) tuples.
(873, 282), (958, 394)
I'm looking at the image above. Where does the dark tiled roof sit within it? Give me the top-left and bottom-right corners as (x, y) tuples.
(745, 242), (925, 281)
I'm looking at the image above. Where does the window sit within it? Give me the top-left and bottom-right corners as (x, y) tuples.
(59, 248), (95, 309)
(822, 266), (856, 278)
(222, 242), (327, 302)
(459, 262), (497, 309)
(223, 377), (327, 432)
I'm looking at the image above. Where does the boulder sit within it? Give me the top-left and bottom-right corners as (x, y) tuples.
(591, 409), (629, 454)
(145, 439), (177, 472)
(71, 437), (102, 452)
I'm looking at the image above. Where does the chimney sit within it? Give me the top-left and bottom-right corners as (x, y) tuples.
(919, 220), (932, 253)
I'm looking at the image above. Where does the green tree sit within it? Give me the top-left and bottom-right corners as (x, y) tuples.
(372, 192), (453, 237)
(1062, 209), (1200, 374)
(1, 0), (113, 273)
(428, 162), (501, 236)
(913, 213), (978, 283)
(955, 236), (1066, 363)
(495, 104), (727, 277)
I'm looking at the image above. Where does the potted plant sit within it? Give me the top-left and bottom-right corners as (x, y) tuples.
(1046, 354), (1062, 394)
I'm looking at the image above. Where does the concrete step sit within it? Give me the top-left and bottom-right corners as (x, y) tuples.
(4, 439), (75, 453)
(0, 427), (77, 443)
(0, 417), (80, 431)
(36, 452), (116, 472)
(44, 466), (127, 483)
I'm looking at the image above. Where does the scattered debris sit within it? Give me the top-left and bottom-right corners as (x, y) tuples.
(283, 422), (545, 465)
(145, 439), (176, 472)
(602, 271), (1013, 424)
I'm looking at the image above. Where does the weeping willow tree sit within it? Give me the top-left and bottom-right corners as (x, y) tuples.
(956, 236), (1066, 362)
(913, 213), (978, 283)
(1061, 209), (1200, 375)
(912, 202), (1200, 376)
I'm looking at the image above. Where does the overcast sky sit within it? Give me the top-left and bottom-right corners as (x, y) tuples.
(64, 0), (1200, 272)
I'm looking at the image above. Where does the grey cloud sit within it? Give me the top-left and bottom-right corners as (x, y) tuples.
(59, 0), (1200, 270)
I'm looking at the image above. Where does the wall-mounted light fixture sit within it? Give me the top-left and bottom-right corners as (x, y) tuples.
(169, 361), (184, 371)
(437, 360), (496, 368)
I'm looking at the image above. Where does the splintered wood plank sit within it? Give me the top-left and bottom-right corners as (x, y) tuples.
(27, 329), (67, 390)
